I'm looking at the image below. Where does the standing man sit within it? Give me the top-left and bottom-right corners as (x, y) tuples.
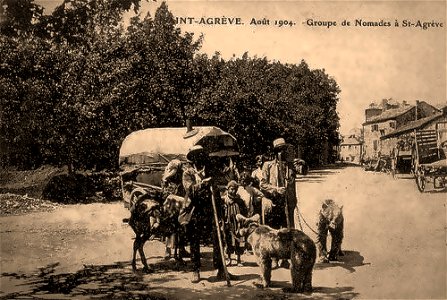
(260, 138), (298, 269)
(182, 145), (236, 283)
(260, 138), (297, 229)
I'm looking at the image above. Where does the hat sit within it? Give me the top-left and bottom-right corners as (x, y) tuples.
(294, 158), (305, 164)
(186, 145), (205, 162)
(227, 180), (239, 189)
(273, 138), (287, 149)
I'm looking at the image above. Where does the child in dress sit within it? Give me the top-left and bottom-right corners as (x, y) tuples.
(223, 180), (247, 266)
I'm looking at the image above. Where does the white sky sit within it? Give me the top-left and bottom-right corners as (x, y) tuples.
(38, 0), (446, 135)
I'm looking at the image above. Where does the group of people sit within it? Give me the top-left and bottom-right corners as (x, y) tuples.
(161, 137), (301, 283)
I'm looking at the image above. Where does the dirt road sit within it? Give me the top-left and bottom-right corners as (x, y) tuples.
(1, 166), (445, 299)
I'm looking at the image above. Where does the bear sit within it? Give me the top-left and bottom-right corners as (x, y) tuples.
(236, 214), (316, 293)
(316, 199), (344, 263)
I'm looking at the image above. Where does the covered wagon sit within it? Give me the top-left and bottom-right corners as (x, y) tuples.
(119, 126), (239, 208)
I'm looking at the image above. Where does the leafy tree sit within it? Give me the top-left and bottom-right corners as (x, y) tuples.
(0, 0), (43, 36)
(1, 0), (340, 171)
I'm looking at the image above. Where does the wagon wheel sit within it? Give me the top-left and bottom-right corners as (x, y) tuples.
(415, 168), (426, 193)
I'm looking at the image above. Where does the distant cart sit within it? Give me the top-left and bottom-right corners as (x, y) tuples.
(412, 128), (447, 192)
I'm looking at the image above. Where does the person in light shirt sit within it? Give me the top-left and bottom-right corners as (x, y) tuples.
(238, 171), (273, 224)
(251, 155), (265, 188)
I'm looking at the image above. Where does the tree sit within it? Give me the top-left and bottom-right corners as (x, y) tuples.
(1, 1), (340, 170)
(0, 0), (43, 37)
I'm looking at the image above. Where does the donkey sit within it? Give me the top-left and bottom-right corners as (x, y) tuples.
(128, 195), (161, 273)
(128, 193), (188, 273)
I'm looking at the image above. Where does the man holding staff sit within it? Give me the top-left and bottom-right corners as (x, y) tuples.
(182, 145), (236, 284)
(260, 138), (298, 268)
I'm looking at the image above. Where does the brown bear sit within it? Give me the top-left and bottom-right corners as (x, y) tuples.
(236, 214), (316, 293)
(316, 199), (344, 263)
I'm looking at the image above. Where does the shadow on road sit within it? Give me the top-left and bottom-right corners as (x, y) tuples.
(424, 187), (447, 194)
(298, 171), (340, 184)
(1, 255), (360, 300)
(314, 250), (370, 273)
(311, 286), (358, 299)
(2, 261), (169, 299)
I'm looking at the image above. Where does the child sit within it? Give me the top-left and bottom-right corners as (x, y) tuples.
(223, 180), (247, 267)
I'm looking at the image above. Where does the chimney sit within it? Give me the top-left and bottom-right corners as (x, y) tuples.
(415, 100), (420, 121)
(381, 99), (388, 111)
(402, 100), (407, 106)
(184, 119), (198, 138)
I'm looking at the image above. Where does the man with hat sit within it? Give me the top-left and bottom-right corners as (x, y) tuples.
(182, 145), (236, 283)
(260, 138), (298, 267)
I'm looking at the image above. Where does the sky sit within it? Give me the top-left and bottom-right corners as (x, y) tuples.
(37, 0), (446, 135)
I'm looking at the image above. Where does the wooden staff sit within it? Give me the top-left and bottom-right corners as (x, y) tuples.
(279, 152), (291, 230)
(210, 185), (231, 287)
(284, 165), (291, 230)
(261, 199), (265, 225)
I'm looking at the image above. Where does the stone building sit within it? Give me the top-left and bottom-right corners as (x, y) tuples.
(380, 108), (447, 156)
(362, 99), (440, 160)
(339, 135), (363, 164)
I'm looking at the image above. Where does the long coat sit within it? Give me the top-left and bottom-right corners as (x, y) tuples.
(260, 158), (297, 229)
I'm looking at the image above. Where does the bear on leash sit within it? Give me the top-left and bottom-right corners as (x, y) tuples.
(236, 214), (316, 293)
(316, 199), (344, 263)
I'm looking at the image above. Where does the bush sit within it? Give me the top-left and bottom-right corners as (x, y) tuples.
(42, 171), (121, 204)
(42, 173), (90, 204)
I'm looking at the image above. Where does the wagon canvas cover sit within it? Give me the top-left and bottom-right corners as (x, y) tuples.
(119, 126), (239, 167)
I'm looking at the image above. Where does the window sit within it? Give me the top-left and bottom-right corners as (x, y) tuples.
(372, 124), (379, 132)
(373, 140), (378, 151)
(389, 121), (396, 129)
(380, 129), (385, 136)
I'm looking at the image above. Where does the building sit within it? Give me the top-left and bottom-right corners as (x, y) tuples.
(339, 135), (363, 164)
(362, 99), (440, 160)
(380, 108), (447, 156)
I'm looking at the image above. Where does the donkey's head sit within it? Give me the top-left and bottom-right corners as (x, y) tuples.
(130, 197), (162, 235)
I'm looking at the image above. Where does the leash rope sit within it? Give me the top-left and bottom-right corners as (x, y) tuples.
(295, 199), (303, 231)
(293, 171), (320, 235)
(295, 198), (319, 235)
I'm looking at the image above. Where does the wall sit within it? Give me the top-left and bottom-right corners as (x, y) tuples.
(363, 119), (396, 160)
(380, 115), (447, 157)
(340, 144), (362, 164)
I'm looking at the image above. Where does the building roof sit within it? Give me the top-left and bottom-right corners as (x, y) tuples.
(340, 136), (362, 146)
(434, 103), (447, 111)
(380, 113), (444, 140)
(363, 105), (414, 125)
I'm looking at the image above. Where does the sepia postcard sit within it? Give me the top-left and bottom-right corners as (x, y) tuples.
(0, 1), (446, 299)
